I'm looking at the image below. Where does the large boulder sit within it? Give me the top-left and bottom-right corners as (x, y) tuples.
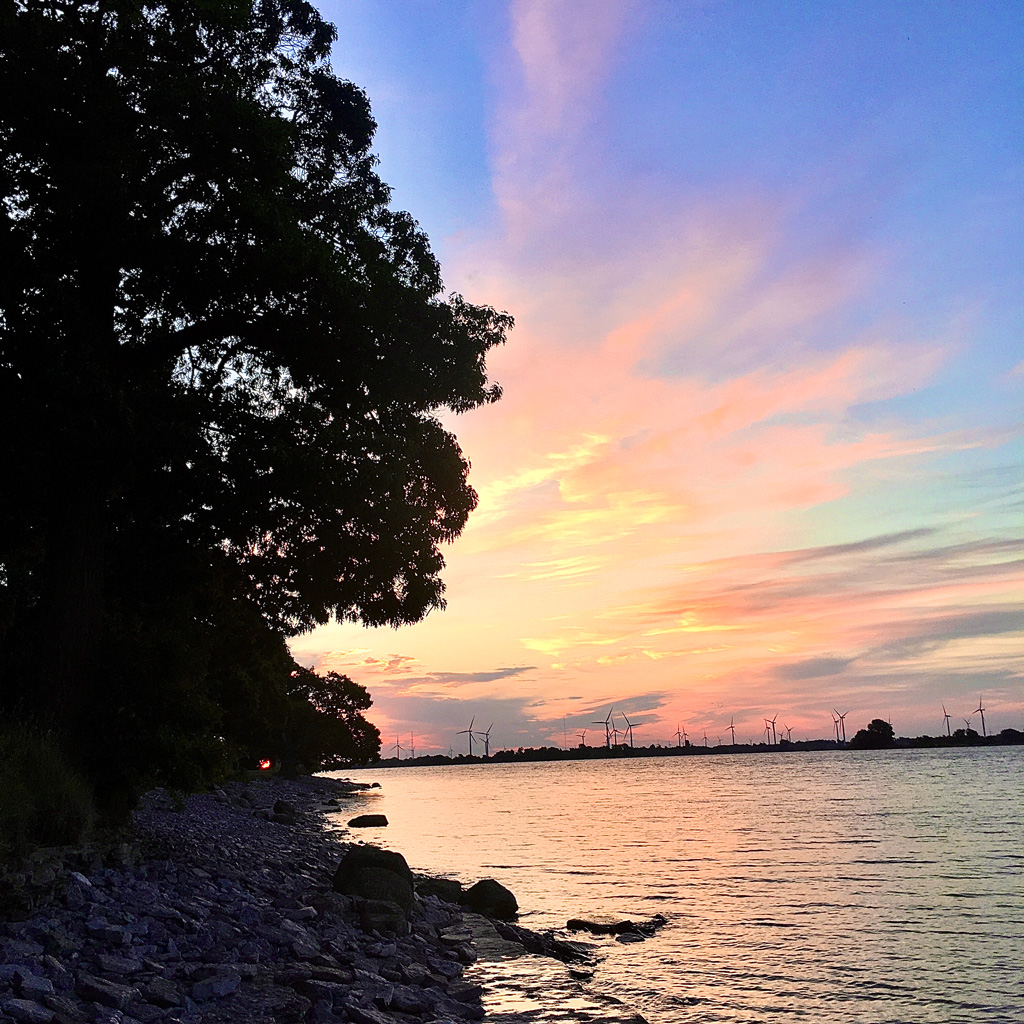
(332, 846), (414, 914)
(415, 876), (464, 904)
(348, 814), (388, 828)
(465, 878), (518, 920)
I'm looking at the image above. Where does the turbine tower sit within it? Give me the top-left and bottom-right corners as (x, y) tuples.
(621, 713), (636, 748)
(770, 714), (778, 746)
(392, 736), (403, 760)
(675, 724), (683, 748)
(833, 709), (848, 745)
(457, 716), (477, 756)
(976, 696), (986, 737)
(728, 717), (736, 745)
(764, 719), (772, 745)
(831, 712), (840, 744)
(942, 705), (951, 737)
(482, 723), (494, 757)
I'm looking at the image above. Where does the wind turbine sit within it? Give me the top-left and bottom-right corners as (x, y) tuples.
(770, 715), (778, 746)
(392, 736), (403, 760)
(764, 719), (772, 745)
(963, 716), (973, 731)
(728, 717), (736, 745)
(621, 712), (636, 748)
(783, 724), (793, 742)
(593, 709), (613, 748)
(976, 696), (987, 737)
(457, 716), (476, 756)
(831, 712), (840, 743)
(579, 728), (587, 748)
(675, 724), (683, 748)
(942, 705), (952, 737)
(702, 728), (708, 748)
(833, 709), (848, 745)
(409, 732), (415, 759)
(611, 714), (621, 747)
(482, 723), (494, 757)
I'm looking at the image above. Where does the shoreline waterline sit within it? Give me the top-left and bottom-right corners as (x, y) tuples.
(1, 774), (615, 1024)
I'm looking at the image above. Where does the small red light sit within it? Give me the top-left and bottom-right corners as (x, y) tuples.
(258, 759), (272, 770)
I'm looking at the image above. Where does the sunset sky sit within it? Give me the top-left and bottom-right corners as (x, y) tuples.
(291, 0), (1024, 751)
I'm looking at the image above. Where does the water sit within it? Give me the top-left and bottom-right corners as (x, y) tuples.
(327, 747), (1023, 1023)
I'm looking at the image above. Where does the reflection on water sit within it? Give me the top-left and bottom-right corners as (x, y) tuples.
(328, 747), (1023, 1023)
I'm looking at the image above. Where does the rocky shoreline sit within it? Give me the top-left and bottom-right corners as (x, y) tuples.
(0, 775), (601, 1024)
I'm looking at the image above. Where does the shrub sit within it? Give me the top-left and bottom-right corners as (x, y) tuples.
(0, 727), (94, 862)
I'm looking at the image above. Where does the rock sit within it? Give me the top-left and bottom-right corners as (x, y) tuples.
(272, 800), (296, 816)
(447, 980), (484, 1003)
(190, 972), (240, 1001)
(566, 913), (668, 937)
(465, 878), (518, 919)
(137, 979), (181, 1008)
(332, 846), (414, 914)
(14, 971), (55, 1001)
(2, 998), (55, 1024)
(616, 931), (646, 943)
(358, 899), (409, 936)
(566, 916), (636, 935)
(415, 877), (464, 903)
(343, 1005), (399, 1024)
(347, 814), (388, 828)
(74, 973), (139, 1010)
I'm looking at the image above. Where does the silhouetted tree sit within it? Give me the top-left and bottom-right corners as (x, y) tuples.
(849, 718), (896, 750)
(0, 0), (507, 805)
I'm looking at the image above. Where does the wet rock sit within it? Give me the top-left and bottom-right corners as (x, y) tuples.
(465, 878), (518, 919)
(347, 814), (389, 828)
(415, 877), (464, 903)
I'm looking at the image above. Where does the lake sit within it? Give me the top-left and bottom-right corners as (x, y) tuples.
(327, 747), (1023, 1023)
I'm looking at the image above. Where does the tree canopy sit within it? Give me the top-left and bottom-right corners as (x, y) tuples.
(0, 0), (510, 808)
(849, 719), (896, 750)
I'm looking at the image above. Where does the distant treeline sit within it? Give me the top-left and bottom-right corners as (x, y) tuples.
(364, 728), (1024, 769)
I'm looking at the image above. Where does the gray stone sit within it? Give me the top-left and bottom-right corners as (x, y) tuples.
(343, 1003), (400, 1024)
(13, 972), (54, 1001)
(2, 998), (55, 1024)
(138, 978), (182, 1008)
(91, 955), (143, 977)
(41, 994), (88, 1023)
(74, 973), (139, 1011)
(358, 899), (409, 936)
(447, 980), (484, 1003)
(189, 973), (240, 1001)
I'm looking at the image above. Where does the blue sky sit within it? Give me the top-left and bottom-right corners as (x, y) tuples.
(295, 1), (1023, 750)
